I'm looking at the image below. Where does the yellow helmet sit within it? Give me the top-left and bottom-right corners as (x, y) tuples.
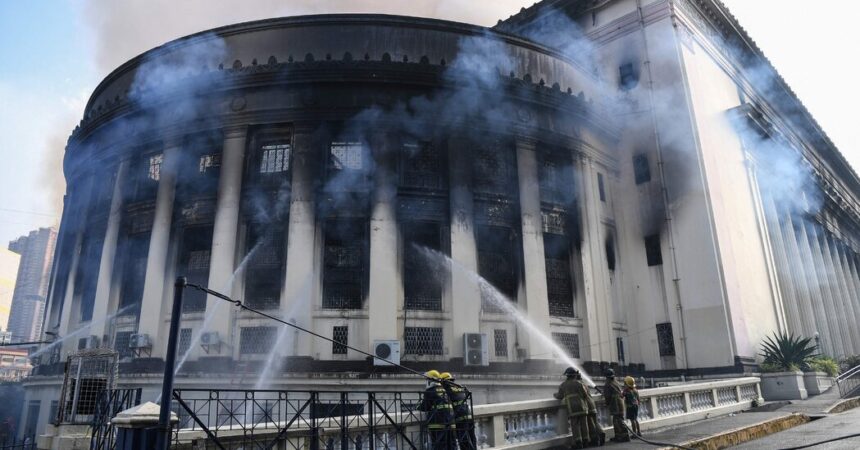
(425, 370), (441, 379)
(624, 376), (636, 387)
(439, 372), (453, 380)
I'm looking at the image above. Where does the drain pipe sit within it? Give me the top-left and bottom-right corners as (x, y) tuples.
(634, 0), (690, 369)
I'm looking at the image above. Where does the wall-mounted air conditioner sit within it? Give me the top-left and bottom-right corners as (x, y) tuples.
(373, 340), (401, 366)
(463, 333), (489, 366)
(200, 331), (221, 354)
(129, 333), (152, 349)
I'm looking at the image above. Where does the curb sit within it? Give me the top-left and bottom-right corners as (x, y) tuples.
(825, 396), (860, 414)
(661, 413), (810, 450)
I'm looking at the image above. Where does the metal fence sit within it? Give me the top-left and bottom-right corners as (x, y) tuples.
(171, 388), (471, 450)
(90, 388), (143, 450)
(57, 350), (118, 425)
(836, 364), (860, 398)
(0, 439), (36, 450)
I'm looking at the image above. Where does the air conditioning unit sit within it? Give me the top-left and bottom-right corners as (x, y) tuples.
(373, 340), (400, 366)
(129, 333), (152, 349)
(463, 333), (489, 366)
(84, 335), (101, 350)
(200, 331), (221, 354)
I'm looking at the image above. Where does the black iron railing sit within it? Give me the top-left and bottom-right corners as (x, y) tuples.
(90, 388), (143, 450)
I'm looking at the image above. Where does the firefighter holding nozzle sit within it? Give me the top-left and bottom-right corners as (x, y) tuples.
(419, 370), (455, 450)
(554, 367), (592, 449)
(440, 372), (477, 450)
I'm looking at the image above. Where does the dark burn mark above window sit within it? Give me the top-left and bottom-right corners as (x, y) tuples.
(633, 154), (651, 185)
(619, 63), (638, 91)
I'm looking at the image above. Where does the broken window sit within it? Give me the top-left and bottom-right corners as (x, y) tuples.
(401, 141), (444, 190)
(404, 327), (443, 355)
(476, 225), (517, 312)
(597, 172), (606, 202)
(656, 323), (675, 357)
(332, 326), (348, 355)
(403, 222), (444, 311)
(322, 219), (367, 309)
(645, 234), (663, 266)
(244, 223), (286, 310)
(179, 226), (213, 313)
(473, 138), (516, 196)
(494, 329), (508, 357)
(633, 154), (651, 185)
(118, 233), (150, 313)
(131, 152), (162, 201)
(552, 332), (580, 359)
(239, 326), (277, 354)
(545, 234), (575, 318)
(619, 63), (638, 91)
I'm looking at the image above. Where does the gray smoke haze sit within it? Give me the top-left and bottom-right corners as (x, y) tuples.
(81, 0), (532, 74)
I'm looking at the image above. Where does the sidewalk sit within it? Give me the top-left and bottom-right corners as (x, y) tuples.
(732, 407), (860, 449)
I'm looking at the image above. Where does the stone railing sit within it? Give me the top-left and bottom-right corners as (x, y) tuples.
(169, 377), (762, 449)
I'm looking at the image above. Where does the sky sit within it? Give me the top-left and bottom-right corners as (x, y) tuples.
(0, 0), (856, 247)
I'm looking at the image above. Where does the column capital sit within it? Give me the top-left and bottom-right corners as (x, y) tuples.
(222, 124), (248, 138)
(515, 134), (538, 150)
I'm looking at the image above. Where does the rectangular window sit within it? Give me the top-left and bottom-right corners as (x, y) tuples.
(473, 138), (516, 196)
(403, 222), (444, 311)
(656, 323), (676, 357)
(49, 400), (59, 425)
(119, 233), (150, 312)
(597, 172), (606, 202)
(332, 326), (348, 355)
(178, 328), (192, 357)
(494, 329), (508, 358)
(645, 234), (663, 266)
(260, 144), (291, 174)
(24, 400), (40, 438)
(180, 226), (214, 312)
(322, 219), (367, 309)
(404, 327), (444, 356)
(148, 153), (163, 182)
(633, 154), (651, 185)
(244, 224), (286, 310)
(132, 152), (162, 201)
(551, 332), (580, 359)
(539, 155), (572, 205)
(619, 63), (638, 90)
(401, 141), (444, 190)
(329, 141), (364, 171)
(476, 225), (517, 312)
(114, 331), (134, 359)
(545, 234), (575, 318)
(198, 153), (221, 174)
(76, 237), (104, 321)
(240, 326), (277, 355)
(605, 238), (616, 271)
(617, 337), (625, 364)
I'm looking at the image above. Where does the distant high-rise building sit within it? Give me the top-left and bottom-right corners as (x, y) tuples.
(7, 228), (57, 342)
(0, 249), (20, 331)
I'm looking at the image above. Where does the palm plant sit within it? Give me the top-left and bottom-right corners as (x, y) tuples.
(759, 331), (817, 371)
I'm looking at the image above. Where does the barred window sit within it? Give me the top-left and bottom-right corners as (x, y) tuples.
(260, 144), (290, 174)
(477, 225), (517, 312)
(633, 154), (651, 185)
(539, 155), (572, 205)
(473, 139), (516, 196)
(645, 234), (663, 266)
(330, 142), (364, 170)
(114, 331), (134, 359)
(545, 234), (574, 317)
(180, 226), (213, 313)
(656, 323), (675, 357)
(178, 328), (193, 357)
(552, 332), (580, 359)
(322, 220), (367, 309)
(404, 327), (443, 356)
(403, 222), (444, 311)
(240, 327), (277, 355)
(148, 153), (163, 182)
(401, 141), (444, 190)
(199, 153), (221, 174)
(494, 330), (508, 357)
(332, 326), (348, 355)
(245, 224), (286, 310)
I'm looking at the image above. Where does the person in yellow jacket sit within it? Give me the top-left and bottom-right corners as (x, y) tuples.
(554, 367), (590, 449)
(439, 372), (477, 450)
(418, 370), (455, 450)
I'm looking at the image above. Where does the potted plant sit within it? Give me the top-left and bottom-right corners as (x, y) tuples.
(803, 356), (838, 394)
(758, 332), (817, 400)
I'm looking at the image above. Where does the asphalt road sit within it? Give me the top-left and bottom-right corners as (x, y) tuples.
(732, 407), (860, 449)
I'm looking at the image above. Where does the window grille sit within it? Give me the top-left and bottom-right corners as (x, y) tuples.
(494, 330), (508, 357)
(332, 326), (348, 355)
(401, 141), (443, 190)
(552, 332), (580, 359)
(114, 331), (134, 359)
(403, 222), (443, 311)
(477, 226), (517, 312)
(541, 209), (567, 235)
(473, 139), (515, 196)
(645, 234), (663, 266)
(240, 327), (277, 355)
(544, 234), (574, 317)
(656, 323), (675, 357)
(404, 327), (443, 355)
(181, 227), (213, 313)
(322, 220), (366, 309)
(245, 224), (285, 310)
(330, 142), (364, 170)
(178, 328), (192, 357)
(199, 153), (221, 173)
(260, 144), (290, 174)
(148, 153), (163, 182)
(633, 154), (651, 184)
(597, 172), (606, 202)
(539, 156), (571, 205)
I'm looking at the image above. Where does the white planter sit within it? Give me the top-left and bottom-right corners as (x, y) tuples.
(760, 371), (807, 400)
(803, 371), (834, 395)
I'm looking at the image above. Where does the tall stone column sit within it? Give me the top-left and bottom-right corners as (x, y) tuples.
(760, 194), (802, 335)
(137, 142), (181, 356)
(202, 126), (247, 356)
(827, 235), (859, 355)
(575, 154), (612, 361)
(803, 222), (846, 357)
(367, 133), (400, 347)
(283, 124), (319, 357)
(775, 208), (817, 339)
(515, 136), (552, 359)
(448, 136), (480, 354)
(843, 250), (860, 344)
(90, 160), (130, 340)
(791, 217), (837, 356)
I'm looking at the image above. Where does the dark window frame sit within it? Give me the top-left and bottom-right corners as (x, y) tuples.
(633, 154), (651, 185)
(645, 234), (663, 266)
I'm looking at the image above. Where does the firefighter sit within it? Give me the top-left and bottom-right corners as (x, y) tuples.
(578, 372), (605, 447)
(554, 367), (590, 449)
(418, 370), (455, 450)
(439, 372), (477, 450)
(603, 369), (630, 442)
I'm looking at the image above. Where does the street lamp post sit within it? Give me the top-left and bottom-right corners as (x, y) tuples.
(156, 276), (186, 450)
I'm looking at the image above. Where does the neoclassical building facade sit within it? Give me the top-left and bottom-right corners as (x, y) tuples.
(20, 0), (860, 437)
